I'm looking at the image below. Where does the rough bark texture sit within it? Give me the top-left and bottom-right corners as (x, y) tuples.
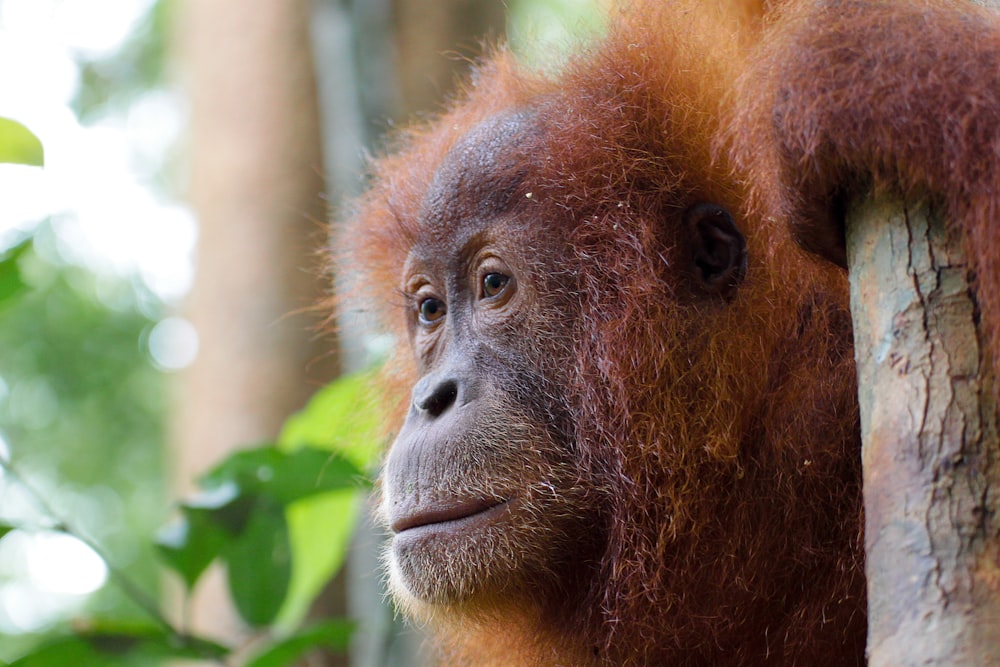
(172, 0), (335, 644)
(846, 195), (1000, 666)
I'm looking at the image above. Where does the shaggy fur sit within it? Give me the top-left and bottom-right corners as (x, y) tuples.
(730, 0), (1000, 373)
(339, 0), (999, 664)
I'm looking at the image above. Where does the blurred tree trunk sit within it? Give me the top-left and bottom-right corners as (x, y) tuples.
(391, 0), (506, 117)
(172, 0), (336, 646)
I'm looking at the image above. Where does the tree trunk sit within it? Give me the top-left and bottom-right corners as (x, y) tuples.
(172, 0), (335, 643)
(391, 0), (506, 117)
(845, 195), (1000, 666)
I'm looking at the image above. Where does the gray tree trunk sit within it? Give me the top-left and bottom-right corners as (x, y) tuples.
(846, 195), (1000, 666)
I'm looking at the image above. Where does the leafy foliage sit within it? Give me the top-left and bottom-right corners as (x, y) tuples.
(154, 441), (372, 627)
(0, 239), (31, 310)
(224, 496), (293, 627)
(275, 370), (384, 629)
(4, 369), (382, 665)
(8, 623), (227, 667)
(0, 234), (168, 665)
(1, 114), (170, 660)
(73, 1), (173, 121)
(0, 223), (380, 661)
(0, 118), (44, 167)
(244, 620), (354, 667)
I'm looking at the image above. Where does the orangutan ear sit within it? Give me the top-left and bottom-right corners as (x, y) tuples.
(685, 203), (747, 297)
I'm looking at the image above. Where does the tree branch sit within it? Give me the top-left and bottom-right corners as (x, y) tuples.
(846, 194), (1000, 666)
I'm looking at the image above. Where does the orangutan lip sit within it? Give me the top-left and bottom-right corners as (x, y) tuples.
(391, 498), (511, 534)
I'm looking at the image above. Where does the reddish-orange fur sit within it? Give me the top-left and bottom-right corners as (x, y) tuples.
(341, 0), (1000, 664)
(730, 0), (1000, 373)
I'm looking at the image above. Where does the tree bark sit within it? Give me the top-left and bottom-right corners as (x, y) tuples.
(845, 195), (1000, 666)
(172, 0), (335, 643)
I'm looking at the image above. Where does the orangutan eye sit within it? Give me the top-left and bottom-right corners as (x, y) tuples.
(482, 273), (510, 298)
(419, 297), (446, 324)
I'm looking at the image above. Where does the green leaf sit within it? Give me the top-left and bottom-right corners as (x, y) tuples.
(272, 371), (385, 629)
(200, 444), (368, 505)
(277, 490), (359, 629)
(264, 448), (369, 502)
(9, 638), (108, 666)
(225, 498), (292, 627)
(157, 445), (363, 594)
(0, 239), (32, 308)
(154, 481), (256, 590)
(158, 372), (385, 630)
(184, 481), (258, 535)
(0, 118), (43, 167)
(244, 619), (354, 667)
(0, 523), (15, 541)
(8, 625), (227, 666)
(278, 369), (385, 469)
(154, 510), (228, 591)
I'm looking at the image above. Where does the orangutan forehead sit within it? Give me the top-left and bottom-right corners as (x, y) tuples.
(416, 110), (537, 239)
